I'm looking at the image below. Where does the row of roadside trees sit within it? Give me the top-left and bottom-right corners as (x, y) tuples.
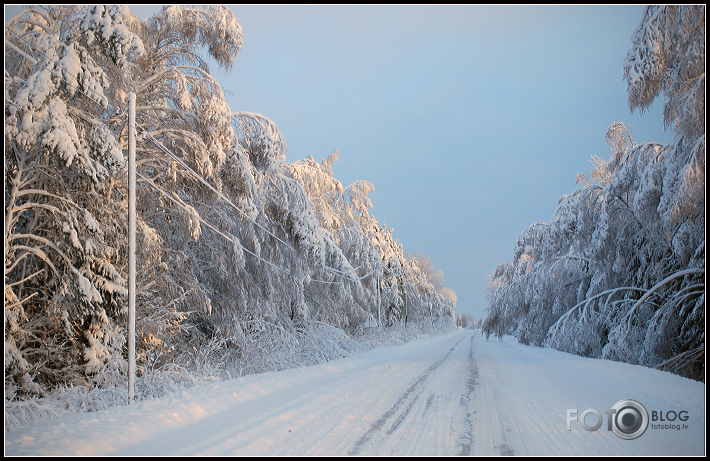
(5, 5), (456, 399)
(483, 5), (704, 381)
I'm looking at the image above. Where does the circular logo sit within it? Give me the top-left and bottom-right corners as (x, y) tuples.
(610, 399), (649, 440)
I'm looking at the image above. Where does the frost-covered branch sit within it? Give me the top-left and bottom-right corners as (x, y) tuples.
(621, 269), (705, 329)
(485, 6), (704, 380)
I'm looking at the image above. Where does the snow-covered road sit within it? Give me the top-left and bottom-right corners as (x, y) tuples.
(5, 329), (705, 456)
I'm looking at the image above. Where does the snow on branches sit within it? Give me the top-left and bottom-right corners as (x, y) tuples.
(5, 5), (456, 402)
(623, 5), (705, 139)
(485, 6), (705, 380)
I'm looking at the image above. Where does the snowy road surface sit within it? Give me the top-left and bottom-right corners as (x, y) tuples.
(5, 329), (705, 456)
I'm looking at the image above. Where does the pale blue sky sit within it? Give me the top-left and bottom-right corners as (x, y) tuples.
(6, 5), (669, 320)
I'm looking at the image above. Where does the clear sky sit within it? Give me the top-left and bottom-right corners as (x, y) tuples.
(6, 5), (669, 320)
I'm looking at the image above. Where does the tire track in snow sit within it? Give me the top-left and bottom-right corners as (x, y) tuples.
(346, 335), (466, 455)
(422, 393), (435, 414)
(487, 379), (516, 456)
(458, 332), (523, 457)
(471, 335), (518, 456)
(456, 334), (478, 456)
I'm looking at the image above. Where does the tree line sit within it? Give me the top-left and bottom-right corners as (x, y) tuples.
(4, 5), (456, 399)
(483, 5), (704, 381)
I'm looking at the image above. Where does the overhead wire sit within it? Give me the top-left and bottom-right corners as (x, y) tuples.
(135, 170), (292, 276)
(138, 127), (299, 254)
(7, 14), (445, 332)
(136, 170), (351, 284)
(5, 19), (376, 286)
(138, 127), (374, 283)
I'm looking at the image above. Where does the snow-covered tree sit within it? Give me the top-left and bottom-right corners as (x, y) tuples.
(5, 5), (144, 396)
(5, 4), (246, 395)
(484, 5), (704, 380)
(283, 152), (454, 329)
(6, 5), (458, 402)
(623, 5), (705, 140)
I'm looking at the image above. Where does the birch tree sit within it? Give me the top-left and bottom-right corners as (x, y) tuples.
(5, 5), (459, 399)
(5, 5), (142, 395)
(484, 5), (704, 380)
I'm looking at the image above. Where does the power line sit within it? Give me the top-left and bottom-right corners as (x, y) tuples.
(6, 24), (300, 271)
(136, 170), (291, 276)
(137, 126), (374, 284)
(138, 127), (299, 255)
(6, 19), (373, 286)
(6, 26), (297, 281)
(136, 169), (353, 285)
